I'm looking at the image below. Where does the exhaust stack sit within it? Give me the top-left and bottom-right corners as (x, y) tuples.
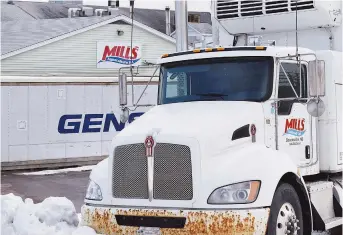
(165, 6), (171, 36)
(175, 0), (188, 52)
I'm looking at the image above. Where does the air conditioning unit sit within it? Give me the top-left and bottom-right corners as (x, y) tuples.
(81, 7), (94, 17)
(95, 9), (109, 17)
(68, 8), (81, 18)
(214, 0), (342, 34)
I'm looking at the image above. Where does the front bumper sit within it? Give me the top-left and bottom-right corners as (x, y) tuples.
(81, 204), (270, 235)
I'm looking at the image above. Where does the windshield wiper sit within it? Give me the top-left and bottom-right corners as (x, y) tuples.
(195, 93), (227, 100)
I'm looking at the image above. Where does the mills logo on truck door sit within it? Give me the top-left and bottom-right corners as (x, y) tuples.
(283, 118), (307, 146)
(284, 118), (306, 137)
(97, 41), (141, 68)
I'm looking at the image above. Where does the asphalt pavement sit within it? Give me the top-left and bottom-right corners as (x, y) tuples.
(1, 170), (90, 213)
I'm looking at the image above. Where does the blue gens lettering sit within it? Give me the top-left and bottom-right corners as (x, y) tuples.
(58, 112), (144, 134)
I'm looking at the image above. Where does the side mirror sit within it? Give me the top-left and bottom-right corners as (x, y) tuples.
(307, 97), (325, 117)
(308, 60), (325, 97)
(119, 73), (127, 106)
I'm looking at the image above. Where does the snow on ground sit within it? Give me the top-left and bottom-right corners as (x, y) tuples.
(1, 193), (97, 235)
(1, 193), (336, 235)
(14, 165), (95, 176)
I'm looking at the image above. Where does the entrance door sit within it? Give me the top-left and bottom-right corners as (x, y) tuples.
(276, 61), (313, 166)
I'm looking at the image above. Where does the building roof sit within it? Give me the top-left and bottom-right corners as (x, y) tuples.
(188, 23), (212, 35)
(1, 14), (176, 58)
(1, 1), (212, 34)
(1, 1), (80, 21)
(1, 1), (212, 58)
(170, 22), (213, 37)
(1, 16), (108, 56)
(1, 1), (35, 21)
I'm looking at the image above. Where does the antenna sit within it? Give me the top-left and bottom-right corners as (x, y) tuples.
(295, 0), (299, 60)
(130, 0), (135, 106)
(130, 0), (134, 69)
(295, 0), (302, 98)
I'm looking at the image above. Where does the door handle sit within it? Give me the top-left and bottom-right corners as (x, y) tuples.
(305, 145), (311, 159)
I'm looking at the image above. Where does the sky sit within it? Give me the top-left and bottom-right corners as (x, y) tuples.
(7, 0), (212, 12)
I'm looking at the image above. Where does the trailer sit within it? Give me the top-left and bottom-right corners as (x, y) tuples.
(0, 76), (158, 170)
(80, 0), (342, 234)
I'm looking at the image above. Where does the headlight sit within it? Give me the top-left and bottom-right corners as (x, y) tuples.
(85, 180), (103, 201)
(207, 181), (260, 204)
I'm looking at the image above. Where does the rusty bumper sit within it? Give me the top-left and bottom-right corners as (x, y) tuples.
(81, 204), (270, 235)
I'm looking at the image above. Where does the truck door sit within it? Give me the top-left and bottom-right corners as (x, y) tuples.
(276, 61), (313, 165)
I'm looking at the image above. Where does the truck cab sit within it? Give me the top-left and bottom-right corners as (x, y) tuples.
(80, 0), (342, 234)
(80, 44), (342, 234)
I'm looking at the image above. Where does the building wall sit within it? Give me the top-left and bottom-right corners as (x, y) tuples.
(1, 23), (176, 76)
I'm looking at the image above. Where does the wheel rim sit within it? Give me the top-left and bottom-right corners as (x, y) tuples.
(276, 202), (300, 235)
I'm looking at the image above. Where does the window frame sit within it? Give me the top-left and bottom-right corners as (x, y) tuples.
(276, 60), (308, 100)
(276, 60), (309, 115)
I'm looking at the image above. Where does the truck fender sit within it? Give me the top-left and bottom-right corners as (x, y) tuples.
(202, 144), (311, 211)
(271, 172), (313, 234)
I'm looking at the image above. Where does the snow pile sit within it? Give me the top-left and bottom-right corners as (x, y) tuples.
(1, 193), (97, 235)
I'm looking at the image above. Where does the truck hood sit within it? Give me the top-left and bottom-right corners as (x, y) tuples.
(117, 101), (265, 156)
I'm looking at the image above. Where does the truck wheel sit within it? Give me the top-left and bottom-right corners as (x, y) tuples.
(267, 183), (303, 235)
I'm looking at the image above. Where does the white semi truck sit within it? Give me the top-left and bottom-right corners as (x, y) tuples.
(80, 0), (342, 234)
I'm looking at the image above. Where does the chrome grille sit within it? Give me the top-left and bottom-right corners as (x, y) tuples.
(112, 144), (148, 199)
(216, 0), (314, 20)
(153, 143), (193, 200)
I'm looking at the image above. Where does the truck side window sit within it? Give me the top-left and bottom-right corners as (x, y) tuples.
(278, 63), (307, 115)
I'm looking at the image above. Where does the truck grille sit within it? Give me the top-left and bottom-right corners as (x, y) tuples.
(112, 144), (148, 199)
(112, 143), (193, 200)
(216, 0), (314, 20)
(153, 144), (193, 200)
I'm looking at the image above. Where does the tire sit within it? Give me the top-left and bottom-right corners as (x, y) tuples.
(267, 183), (304, 235)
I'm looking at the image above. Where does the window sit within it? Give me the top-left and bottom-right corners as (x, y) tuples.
(188, 14), (200, 23)
(159, 57), (274, 105)
(278, 62), (307, 99)
(277, 62), (308, 115)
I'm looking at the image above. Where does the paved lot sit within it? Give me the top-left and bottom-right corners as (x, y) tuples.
(1, 170), (90, 213)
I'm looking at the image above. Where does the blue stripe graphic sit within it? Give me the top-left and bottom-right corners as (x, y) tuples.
(98, 56), (140, 65)
(283, 129), (306, 137)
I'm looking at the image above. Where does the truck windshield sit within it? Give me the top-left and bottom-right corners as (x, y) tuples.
(159, 57), (274, 104)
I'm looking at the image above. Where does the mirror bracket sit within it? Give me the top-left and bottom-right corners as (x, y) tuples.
(120, 107), (130, 123)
